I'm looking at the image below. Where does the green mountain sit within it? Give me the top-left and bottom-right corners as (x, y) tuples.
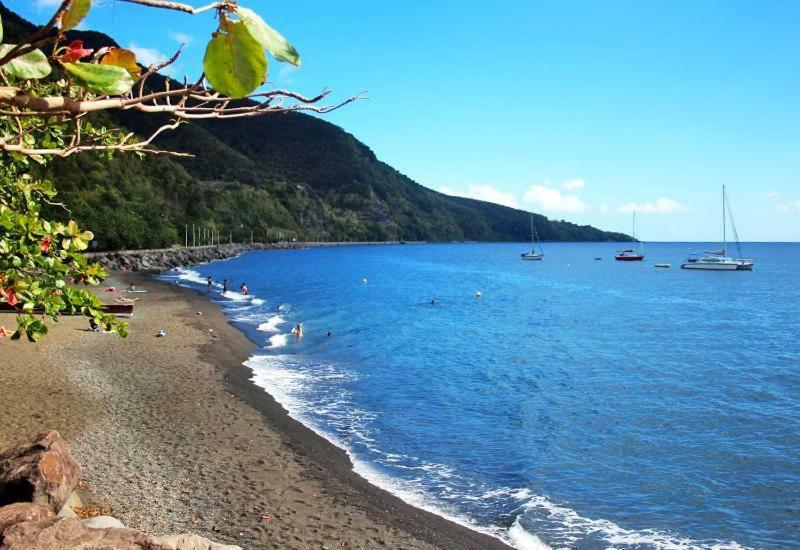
(1, 4), (631, 250)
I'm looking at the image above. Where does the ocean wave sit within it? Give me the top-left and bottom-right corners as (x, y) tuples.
(268, 334), (289, 348)
(175, 268), (207, 285)
(516, 495), (747, 550)
(257, 315), (286, 332)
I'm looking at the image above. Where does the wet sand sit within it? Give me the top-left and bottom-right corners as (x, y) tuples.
(0, 272), (510, 549)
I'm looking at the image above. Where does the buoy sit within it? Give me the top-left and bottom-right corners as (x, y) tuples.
(475, 291), (481, 298)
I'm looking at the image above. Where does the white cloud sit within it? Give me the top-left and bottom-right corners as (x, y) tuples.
(775, 201), (800, 213)
(600, 204), (609, 213)
(523, 185), (590, 213)
(439, 184), (520, 209)
(765, 191), (780, 198)
(169, 31), (193, 45)
(128, 43), (168, 68)
(563, 178), (585, 191)
(617, 198), (686, 214)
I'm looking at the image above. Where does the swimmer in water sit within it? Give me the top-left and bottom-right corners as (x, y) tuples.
(292, 323), (303, 338)
(241, 282), (249, 295)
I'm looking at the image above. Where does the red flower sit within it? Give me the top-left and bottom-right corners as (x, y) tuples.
(40, 235), (52, 253)
(59, 40), (94, 63)
(1, 287), (18, 307)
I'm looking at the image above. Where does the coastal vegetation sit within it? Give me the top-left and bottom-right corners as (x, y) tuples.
(0, 0), (329, 340)
(2, 5), (630, 251)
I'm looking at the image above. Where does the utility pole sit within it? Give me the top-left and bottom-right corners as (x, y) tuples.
(184, 225), (188, 247)
(192, 224), (195, 247)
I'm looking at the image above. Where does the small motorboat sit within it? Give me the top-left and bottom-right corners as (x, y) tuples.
(655, 263), (671, 268)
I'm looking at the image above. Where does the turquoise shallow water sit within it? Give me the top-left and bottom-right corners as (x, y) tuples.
(172, 242), (800, 549)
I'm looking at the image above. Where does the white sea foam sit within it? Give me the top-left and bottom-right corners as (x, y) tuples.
(251, 298), (265, 305)
(509, 519), (550, 550)
(517, 494), (747, 550)
(257, 315), (286, 332)
(268, 334), (289, 348)
(175, 268), (207, 285)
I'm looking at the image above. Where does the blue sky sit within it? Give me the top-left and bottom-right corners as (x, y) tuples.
(14, 0), (800, 240)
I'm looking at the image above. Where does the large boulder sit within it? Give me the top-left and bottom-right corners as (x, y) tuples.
(156, 533), (241, 550)
(0, 518), (166, 549)
(0, 432), (81, 512)
(0, 503), (53, 536)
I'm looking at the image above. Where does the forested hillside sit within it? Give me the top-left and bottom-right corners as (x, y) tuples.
(2, 4), (631, 250)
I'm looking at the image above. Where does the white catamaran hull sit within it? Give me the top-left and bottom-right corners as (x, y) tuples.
(681, 262), (739, 270)
(521, 254), (544, 260)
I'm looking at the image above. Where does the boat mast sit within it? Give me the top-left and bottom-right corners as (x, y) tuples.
(530, 214), (534, 249)
(722, 185), (727, 257)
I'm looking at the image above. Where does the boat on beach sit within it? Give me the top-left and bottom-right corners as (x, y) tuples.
(681, 186), (753, 271)
(615, 211), (644, 261)
(521, 214), (544, 260)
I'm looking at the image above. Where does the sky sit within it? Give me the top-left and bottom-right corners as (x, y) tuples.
(12, 0), (800, 241)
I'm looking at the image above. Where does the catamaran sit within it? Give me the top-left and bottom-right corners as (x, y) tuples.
(615, 211), (644, 261)
(521, 214), (544, 260)
(681, 186), (753, 271)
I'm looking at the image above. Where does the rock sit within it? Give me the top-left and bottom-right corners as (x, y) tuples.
(55, 491), (82, 519)
(82, 515), (125, 529)
(1, 518), (165, 549)
(0, 431), (81, 512)
(0, 503), (53, 535)
(156, 533), (241, 550)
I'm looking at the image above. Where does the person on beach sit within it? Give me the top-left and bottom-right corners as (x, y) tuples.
(241, 282), (249, 295)
(222, 279), (228, 295)
(207, 276), (213, 291)
(126, 283), (136, 292)
(292, 323), (303, 338)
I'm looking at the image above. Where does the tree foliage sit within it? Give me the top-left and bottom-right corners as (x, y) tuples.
(0, 0), (349, 341)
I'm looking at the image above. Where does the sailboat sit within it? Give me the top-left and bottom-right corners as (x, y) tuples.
(681, 186), (753, 271)
(615, 211), (645, 261)
(520, 214), (544, 260)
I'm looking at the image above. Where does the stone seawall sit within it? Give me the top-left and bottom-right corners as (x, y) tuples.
(87, 242), (411, 272)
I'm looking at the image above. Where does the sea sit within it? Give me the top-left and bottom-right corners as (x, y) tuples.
(168, 242), (799, 549)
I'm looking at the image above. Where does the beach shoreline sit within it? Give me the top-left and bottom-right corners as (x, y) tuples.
(167, 272), (514, 550)
(0, 269), (511, 549)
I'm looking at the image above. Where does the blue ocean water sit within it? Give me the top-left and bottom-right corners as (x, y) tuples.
(172, 243), (800, 549)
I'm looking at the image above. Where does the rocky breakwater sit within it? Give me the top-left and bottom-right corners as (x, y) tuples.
(87, 243), (306, 273)
(0, 431), (238, 549)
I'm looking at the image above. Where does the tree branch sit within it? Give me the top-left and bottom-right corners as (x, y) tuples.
(117, 0), (222, 15)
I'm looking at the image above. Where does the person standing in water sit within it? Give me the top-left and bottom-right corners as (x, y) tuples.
(222, 279), (228, 295)
(292, 323), (303, 338)
(241, 282), (249, 295)
(207, 276), (213, 291)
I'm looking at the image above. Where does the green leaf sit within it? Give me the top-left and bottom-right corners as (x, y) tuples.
(236, 7), (301, 67)
(0, 45), (52, 80)
(62, 0), (91, 32)
(203, 21), (267, 99)
(62, 62), (134, 95)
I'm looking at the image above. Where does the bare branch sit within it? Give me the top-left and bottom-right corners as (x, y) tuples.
(117, 0), (222, 15)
